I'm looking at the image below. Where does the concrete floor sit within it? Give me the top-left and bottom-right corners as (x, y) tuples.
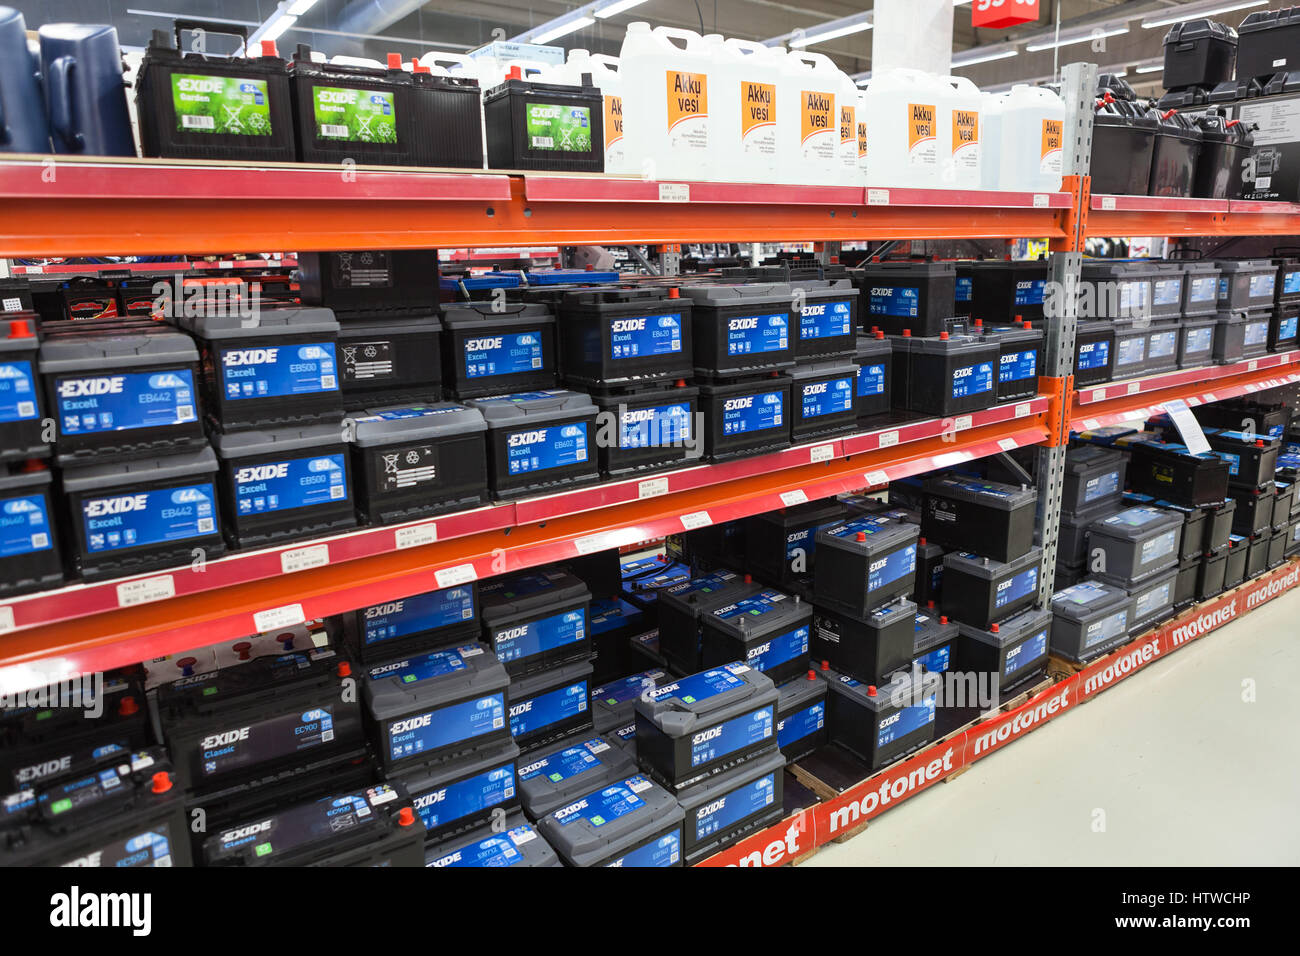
(806, 590), (1300, 867)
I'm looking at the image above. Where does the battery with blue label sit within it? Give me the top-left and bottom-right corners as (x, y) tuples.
(0, 465), (63, 599)
(891, 332), (999, 418)
(981, 324), (1043, 404)
(507, 657), (594, 753)
(789, 359), (860, 442)
(699, 587), (813, 686)
(1074, 320), (1116, 387)
(680, 282), (797, 379)
(1269, 302), (1299, 353)
(822, 665), (940, 771)
(911, 608), (958, 675)
(1241, 313), (1271, 359)
(467, 389), (600, 500)
(516, 734), (638, 819)
(633, 662), (779, 791)
(813, 515), (920, 619)
(656, 569), (762, 676)
(0, 318), (45, 462)
(1063, 444), (1127, 516)
(362, 642), (511, 773)
(389, 738), (520, 844)
(588, 382), (700, 478)
(792, 278), (858, 361)
(480, 568), (592, 677)
(776, 670), (827, 762)
(1216, 259), (1276, 311)
(854, 259), (956, 337)
(592, 669), (668, 733)
(440, 302), (558, 399)
(587, 596), (648, 683)
(1179, 260), (1221, 317)
(1178, 315), (1218, 368)
(811, 596), (917, 686)
(696, 375), (793, 463)
(744, 498), (848, 588)
(1088, 505), (1184, 586)
(941, 546), (1043, 629)
(921, 475), (1037, 563)
(622, 562), (691, 612)
(341, 582), (480, 665)
(1203, 428), (1281, 489)
(538, 773), (685, 867)
(962, 260), (1050, 324)
(425, 811), (561, 867)
(853, 332), (893, 422)
(1049, 579), (1132, 662)
(553, 287), (693, 390)
(676, 746), (786, 865)
(1126, 566), (1179, 635)
(958, 605), (1052, 695)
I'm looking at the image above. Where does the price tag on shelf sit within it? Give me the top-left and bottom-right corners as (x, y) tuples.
(780, 489), (808, 507)
(254, 603), (305, 632)
(878, 430), (899, 448)
(280, 544), (329, 574)
(218, 260), (234, 270)
(658, 183), (689, 202)
(1101, 196), (1117, 210)
(1127, 382), (1141, 395)
(0, 607), (13, 634)
(864, 470), (889, 487)
(638, 477), (669, 499)
(1014, 403), (1030, 418)
(117, 575), (175, 608)
(435, 563), (478, 589)
(1204, 392), (1217, 403)
(575, 533), (615, 556)
(395, 523), (438, 550)
(1093, 387), (1107, 401)
(933, 451), (971, 468)
(1033, 193), (1049, 208)
(810, 443), (835, 463)
(1082, 419), (1101, 431)
(681, 511), (713, 530)
(954, 415), (973, 431)
(1248, 360), (1258, 372)
(867, 188), (890, 205)
(998, 438), (1019, 452)
(1186, 396), (1201, 406)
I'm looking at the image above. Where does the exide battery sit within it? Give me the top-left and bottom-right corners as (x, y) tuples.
(337, 315), (443, 408)
(679, 282), (797, 380)
(776, 669), (828, 761)
(656, 569), (761, 676)
(812, 515), (920, 619)
(425, 813), (561, 867)
(479, 569), (593, 677)
(507, 657), (595, 753)
(911, 607), (958, 674)
(440, 303), (558, 399)
(1127, 566), (1179, 634)
(792, 279), (859, 360)
(790, 359), (860, 442)
(1049, 579), (1132, 663)
(469, 390), (600, 500)
(554, 287), (693, 390)
(339, 583), (479, 665)
(957, 606), (1052, 695)
(921, 475), (1037, 563)
(940, 547), (1043, 629)
(676, 747), (786, 865)
(696, 374), (793, 462)
(0, 318), (44, 461)
(588, 382), (701, 477)
(516, 734), (638, 820)
(698, 588), (813, 685)
(853, 332), (893, 422)
(1089, 505), (1184, 587)
(744, 498), (848, 589)
(391, 739), (521, 844)
(539, 773), (685, 867)
(823, 666), (940, 771)
(812, 596), (917, 685)
(591, 668), (668, 735)
(0, 464), (63, 599)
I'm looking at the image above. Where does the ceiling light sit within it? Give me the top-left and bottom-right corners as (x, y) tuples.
(533, 16), (595, 44)
(593, 0), (649, 18)
(1142, 0), (1264, 29)
(790, 21), (872, 48)
(952, 48), (1019, 67)
(1025, 26), (1128, 53)
(1135, 64), (1164, 74)
(286, 0), (318, 16)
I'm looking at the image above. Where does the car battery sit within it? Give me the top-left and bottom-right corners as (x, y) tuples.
(954, 270), (972, 316)
(1204, 429), (1281, 487)
(1049, 579), (1132, 663)
(480, 569), (592, 677)
(468, 390), (599, 500)
(623, 563), (691, 613)
(1274, 482), (1295, 525)
(823, 665), (939, 771)
(921, 475), (1037, 563)
(592, 669), (669, 734)
(1174, 554), (1199, 607)
(337, 315), (442, 408)
(539, 772), (684, 867)
(60, 445), (226, 582)
(776, 670), (828, 762)
(699, 588), (812, 686)
(440, 302), (557, 399)
(1216, 259), (1277, 311)
(1126, 566), (1179, 634)
(696, 374), (793, 462)
(296, 249), (438, 319)
(855, 260), (956, 338)
(1270, 524), (1290, 566)
(745, 498), (848, 588)
(1128, 441), (1230, 506)
(633, 662), (778, 791)
(507, 658), (595, 753)
(0, 747), (190, 868)
(940, 547), (1043, 629)
(811, 597), (917, 685)
(1147, 263), (1187, 320)
(440, 272), (522, 304)
(629, 630), (668, 670)
(1057, 506), (1111, 567)
(1055, 561), (1085, 589)
(678, 282), (796, 380)
(1288, 518), (1300, 556)
(553, 287), (692, 390)
(588, 382), (700, 477)
(1224, 536), (1250, 588)
(620, 552), (670, 588)
(957, 606), (1052, 694)
(0, 318), (44, 461)
(853, 332), (893, 421)
(484, 71), (605, 173)
(0, 464), (63, 599)
(348, 402), (488, 525)
(891, 331), (999, 417)
(425, 813), (561, 867)
(1232, 482), (1276, 536)
(203, 782), (422, 867)
(1270, 301), (1299, 352)
(1213, 311), (1252, 364)
(391, 739), (520, 844)
(1176, 259), (1222, 317)
(656, 569), (760, 675)
(341, 583), (479, 665)
(964, 260), (1050, 324)
(1145, 321), (1182, 375)
(213, 423), (355, 549)
(56, 276), (120, 322)
(363, 643), (510, 773)
(517, 734), (637, 820)
(982, 324), (1044, 403)
(1074, 320), (1116, 387)
(676, 746), (786, 865)
(1241, 312), (1273, 358)
(790, 359), (860, 442)
(1088, 506), (1183, 586)
(590, 597), (647, 682)
(1140, 497), (1207, 562)
(39, 330), (204, 464)
(1110, 320), (1150, 380)
(1179, 314), (1218, 368)
(791, 279), (858, 360)
(913, 538), (947, 607)
(1203, 498), (1236, 551)
(1063, 445), (1127, 515)
(156, 645), (363, 793)
(1198, 546), (1229, 598)
(1078, 260), (1157, 320)
(911, 607), (959, 674)
(813, 516), (920, 619)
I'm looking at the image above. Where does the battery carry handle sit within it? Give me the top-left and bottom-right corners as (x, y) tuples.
(172, 18), (249, 54)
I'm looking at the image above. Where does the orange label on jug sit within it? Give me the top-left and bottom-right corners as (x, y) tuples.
(1040, 118), (1063, 174)
(801, 89), (835, 148)
(667, 70), (708, 130)
(605, 94), (623, 148)
(741, 81), (775, 136)
(952, 108), (979, 171)
(840, 104), (856, 146)
(857, 119), (868, 159)
(908, 102), (937, 167)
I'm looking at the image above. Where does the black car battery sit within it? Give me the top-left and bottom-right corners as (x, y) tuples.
(1162, 17), (1238, 89)
(697, 374), (793, 462)
(362, 642), (511, 773)
(479, 569), (592, 677)
(981, 323), (1044, 403)
(790, 359), (860, 442)
(699, 588), (813, 686)
(188, 307), (343, 432)
(1269, 524), (1289, 566)
(1057, 504), (1114, 567)
(483, 71), (605, 173)
(1178, 259), (1222, 317)
(1206, 399), (1292, 442)
(1213, 311), (1251, 363)
(156, 645), (363, 793)
(337, 315), (442, 408)
(297, 250), (439, 319)
(1148, 262), (1187, 320)
(623, 564), (691, 613)
(1078, 260), (1157, 321)
(589, 381), (701, 477)
(340, 583), (479, 665)
(1224, 536), (1250, 588)
(679, 282), (796, 379)
(1288, 518), (1300, 556)
(813, 515), (920, 618)
(1174, 554), (1199, 607)
(1197, 545), (1229, 599)
(853, 331), (893, 421)
(439, 302), (557, 399)
(791, 279), (858, 360)
(426, 812), (561, 868)
(0, 747), (190, 868)
(392, 739), (520, 844)
(633, 662), (778, 791)
(940, 546), (1043, 629)
(676, 746), (785, 865)
(1063, 445), (1127, 515)
(855, 260), (956, 338)
(203, 782), (423, 866)
(921, 475), (1037, 563)
(1088, 505), (1183, 586)
(958, 606), (1052, 695)
(554, 287), (692, 390)
(508, 658), (595, 753)
(348, 402), (488, 525)
(1241, 312), (1273, 358)
(213, 423), (355, 549)
(911, 606), (959, 674)
(1144, 496), (1207, 561)
(440, 272), (522, 304)
(1145, 321), (1182, 375)
(1128, 441), (1231, 506)
(1232, 482), (1276, 536)
(0, 464), (63, 599)
(1274, 482), (1296, 525)
(39, 330), (204, 464)
(745, 498), (848, 588)
(1110, 320), (1151, 380)
(913, 537), (947, 607)
(1217, 259), (1277, 311)
(954, 269), (972, 316)
(590, 597), (648, 683)
(891, 331), (999, 417)
(1126, 566), (1179, 634)
(0, 318), (44, 461)
(1203, 428), (1280, 487)
(776, 670), (828, 762)
(591, 668), (668, 734)
(823, 665), (939, 771)
(1270, 300), (1299, 352)
(811, 596), (917, 685)
(1203, 498), (1236, 551)
(1179, 314), (1218, 368)
(1049, 579), (1132, 663)
(56, 276), (120, 322)
(539, 772), (684, 867)
(1074, 320), (1117, 387)
(963, 260), (1050, 324)
(468, 390), (599, 499)
(656, 569), (760, 676)
(60, 445), (226, 582)
(517, 734), (637, 820)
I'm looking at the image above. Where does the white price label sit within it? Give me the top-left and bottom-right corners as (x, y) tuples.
(435, 563), (478, 589)
(575, 533), (614, 555)
(254, 603), (305, 632)
(878, 430), (899, 448)
(1248, 360), (1258, 372)
(116, 575), (175, 608)
(638, 477), (669, 499)
(867, 188), (890, 205)
(681, 511), (713, 530)
(395, 523), (438, 550)
(810, 443), (835, 463)
(864, 470), (889, 487)
(1187, 396), (1201, 406)
(1101, 196), (1117, 210)
(998, 438), (1019, 452)
(0, 607), (13, 634)
(1127, 382), (1141, 395)
(780, 489), (808, 507)
(1204, 392), (1217, 403)
(280, 544), (329, 574)
(219, 260), (234, 269)
(933, 451), (971, 467)
(954, 415), (973, 431)
(1093, 388), (1108, 400)
(658, 183), (689, 202)
(1033, 193), (1049, 208)
(1082, 419), (1101, 431)
(1014, 403), (1030, 418)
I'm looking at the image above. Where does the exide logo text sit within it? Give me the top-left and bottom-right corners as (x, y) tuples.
(508, 431), (546, 447)
(465, 338), (503, 352)
(414, 790), (446, 809)
(223, 348), (279, 366)
(58, 377), (124, 398)
(365, 602), (404, 618)
(610, 319), (646, 333)
(202, 727), (250, 749)
(724, 397), (754, 411)
(697, 798), (727, 818)
(692, 726), (723, 745)
(390, 715), (432, 734)
(85, 494), (149, 518)
(729, 317), (759, 330)
(235, 464), (289, 483)
(221, 821), (271, 842)
(510, 701), (533, 717)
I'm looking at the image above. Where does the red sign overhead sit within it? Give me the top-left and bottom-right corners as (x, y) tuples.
(972, 0), (1040, 30)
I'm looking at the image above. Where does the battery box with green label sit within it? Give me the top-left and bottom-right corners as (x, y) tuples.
(135, 20), (296, 162)
(484, 74), (604, 172)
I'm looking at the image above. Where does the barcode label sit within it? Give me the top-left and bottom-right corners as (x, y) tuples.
(0, 607), (13, 634)
(117, 575), (175, 608)
(281, 544), (329, 574)
(878, 430), (899, 448)
(1127, 382), (1141, 395)
(435, 563), (477, 588)
(868, 188), (889, 205)
(575, 533), (614, 556)
(1014, 403), (1030, 418)
(864, 470), (889, 487)
(1101, 196), (1117, 210)
(1033, 194), (1049, 208)
(531, 136), (554, 148)
(998, 438), (1018, 452)
(681, 511), (712, 530)
(322, 124), (350, 138)
(182, 114), (215, 130)
(253, 603), (306, 632)
(658, 183), (689, 202)
(780, 490), (808, 507)
(810, 443), (834, 463)
(395, 523), (438, 549)
(954, 415), (973, 431)
(638, 477), (669, 499)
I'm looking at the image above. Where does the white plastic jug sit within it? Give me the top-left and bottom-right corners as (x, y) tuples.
(777, 51), (840, 184)
(999, 84), (1066, 191)
(835, 67), (861, 185)
(861, 68), (949, 189)
(619, 22), (715, 181)
(979, 91), (1005, 190)
(554, 49), (629, 174)
(856, 87), (869, 174)
(702, 36), (782, 183)
(941, 75), (982, 189)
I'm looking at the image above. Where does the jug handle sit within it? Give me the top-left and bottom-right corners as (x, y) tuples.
(654, 26), (703, 51)
(589, 54), (620, 70)
(790, 51), (833, 69)
(47, 55), (83, 151)
(418, 51), (472, 71)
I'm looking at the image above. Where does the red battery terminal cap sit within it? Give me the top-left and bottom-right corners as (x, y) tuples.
(7, 319), (32, 338)
(233, 641), (253, 661)
(398, 807), (416, 827)
(260, 40), (279, 57)
(902, 329), (912, 337)
(939, 331), (949, 340)
(668, 287), (680, 298)
(856, 531), (866, 541)
(821, 659), (830, 671)
(151, 772), (173, 794)
(940, 615), (948, 625)
(118, 696), (139, 717)
(867, 685), (878, 697)
(1256, 439), (1264, 447)
(387, 53), (403, 69)
(743, 573), (752, 583)
(807, 669), (817, 681)
(675, 379), (687, 387)
(990, 622), (1000, 633)
(508, 65), (523, 80)
(874, 329), (884, 339)
(337, 662), (352, 678)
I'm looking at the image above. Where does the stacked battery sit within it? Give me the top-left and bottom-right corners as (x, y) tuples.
(1056, 444), (1127, 587)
